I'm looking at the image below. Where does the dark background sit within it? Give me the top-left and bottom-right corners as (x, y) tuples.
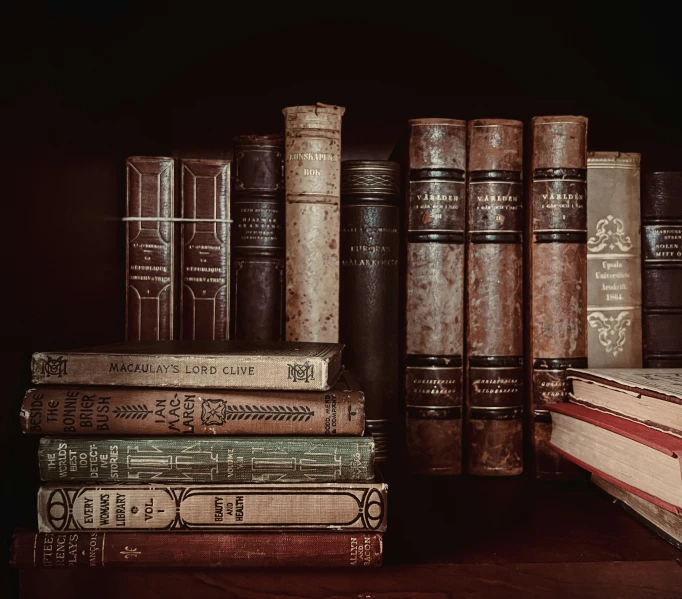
(2, 2), (682, 595)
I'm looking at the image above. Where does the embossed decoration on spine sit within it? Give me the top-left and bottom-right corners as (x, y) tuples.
(340, 161), (401, 463)
(405, 118), (466, 475)
(642, 172), (682, 367)
(529, 116), (588, 479)
(232, 134), (285, 341)
(283, 103), (345, 343)
(586, 152), (642, 367)
(466, 119), (524, 476)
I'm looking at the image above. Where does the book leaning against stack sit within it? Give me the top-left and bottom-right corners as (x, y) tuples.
(12, 341), (386, 568)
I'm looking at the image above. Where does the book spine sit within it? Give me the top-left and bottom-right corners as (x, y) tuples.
(125, 156), (176, 341)
(586, 152), (642, 367)
(528, 116), (588, 479)
(283, 103), (345, 343)
(30, 352), (332, 391)
(37, 482), (388, 532)
(642, 172), (682, 367)
(405, 118), (466, 475)
(466, 119), (524, 476)
(20, 386), (365, 435)
(232, 134), (285, 341)
(180, 159), (231, 340)
(340, 161), (401, 463)
(38, 437), (375, 483)
(11, 531), (383, 568)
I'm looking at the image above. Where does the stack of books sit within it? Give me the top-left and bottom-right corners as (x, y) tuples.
(547, 368), (682, 549)
(11, 340), (386, 568)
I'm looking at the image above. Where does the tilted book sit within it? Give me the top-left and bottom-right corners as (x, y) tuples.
(38, 436), (375, 483)
(31, 340), (343, 390)
(37, 481), (388, 532)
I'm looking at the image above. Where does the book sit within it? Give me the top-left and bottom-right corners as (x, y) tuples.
(283, 103), (345, 343)
(11, 530), (383, 568)
(340, 160), (401, 463)
(125, 156), (176, 341)
(592, 474), (682, 550)
(232, 134), (285, 342)
(586, 152), (642, 367)
(31, 340), (344, 390)
(643, 172), (682, 367)
(37, 481), (388, 532)
(528, 116), (588, 479)
(405, 118), (466, 476)
(38, 436), (375, 483)
(466, 119), (524, 476)
(568, 368), (682, 437)
(548, 402), (682, 515)
(21, 370), (364, 436)
(180, 159), (231, 340)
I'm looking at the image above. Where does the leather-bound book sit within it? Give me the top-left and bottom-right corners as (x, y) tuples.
(643, 172), (682, 367)
(125, 156), (176, 341)
(466, 119), (524, 476)
(587, 152), (642, 367)
(405, 118), (466, 475)
(232, 135), (285, 341)
(528, 116), (588, 479)
(180, 159), (230, 340)
(340, 160), (401, 463)
(283, 103), (345, 343)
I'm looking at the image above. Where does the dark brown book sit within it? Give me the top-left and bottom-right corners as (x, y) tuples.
(232, 134), (285, 341)
(466, 119), (524, 476)
(405, 118), (466, 475)
(528, 116), (588, 479)
(340, 160), (401, 463)
(125, 156), (176, 341)
(180, 159), (230, 340)
(11, 531), (383, 568)
(643, 172), (682, 367)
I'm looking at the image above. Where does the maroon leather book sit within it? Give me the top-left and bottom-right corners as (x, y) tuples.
(125, 156), (176, 341)
(180, 159), (231, 340)
(11, 531), (383, 568)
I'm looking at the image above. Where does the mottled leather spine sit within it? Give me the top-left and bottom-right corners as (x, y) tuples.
(405, 118), (466, 475)
(643, 172), (682, 367)
(283, 104), (345, 343)
(528, 116), (588, 479)
(340, 161), (401, 463)
(232, 134), (285, 341)
(466, 119), (524, 476)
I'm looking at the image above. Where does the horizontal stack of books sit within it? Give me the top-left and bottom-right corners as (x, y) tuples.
(11, 340), (386, 568)
(548, 368), (682, 549)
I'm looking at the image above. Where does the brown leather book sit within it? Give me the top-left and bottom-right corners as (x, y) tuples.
(11, 531), (383, 568)
(340, 161), (401, 463)
(283, 103), (345, 343)
(466, 119), (524, 476)
(528, 116), (588, 479)
(125, 156), (176, 341)
(405, 118), (466, 475)
(586, 152), (642, 367)
(180, 159), (231, 340)
(643, 172), (682, 367)
(232, 134), (285, 341)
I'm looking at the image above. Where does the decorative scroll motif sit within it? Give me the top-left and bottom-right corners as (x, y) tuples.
(120, 546), (142, 560)
(587, 215), (632, 252)
(587, 311), (632, 356)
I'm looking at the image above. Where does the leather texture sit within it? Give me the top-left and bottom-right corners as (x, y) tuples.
(466, 119), (524, 476)
(232, 134), (285, 341)
(586, 152), (642, 367)
(125, 156), (176, 341)
(180, 159), (230, 340)
(405, 118), (466, 475)
(340, 160), (401, 462)
(643, 172), (682, 367)
(528, 116), (588, 479)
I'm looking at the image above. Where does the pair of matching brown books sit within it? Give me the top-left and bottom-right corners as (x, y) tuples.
(13, 341), (386, 569)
